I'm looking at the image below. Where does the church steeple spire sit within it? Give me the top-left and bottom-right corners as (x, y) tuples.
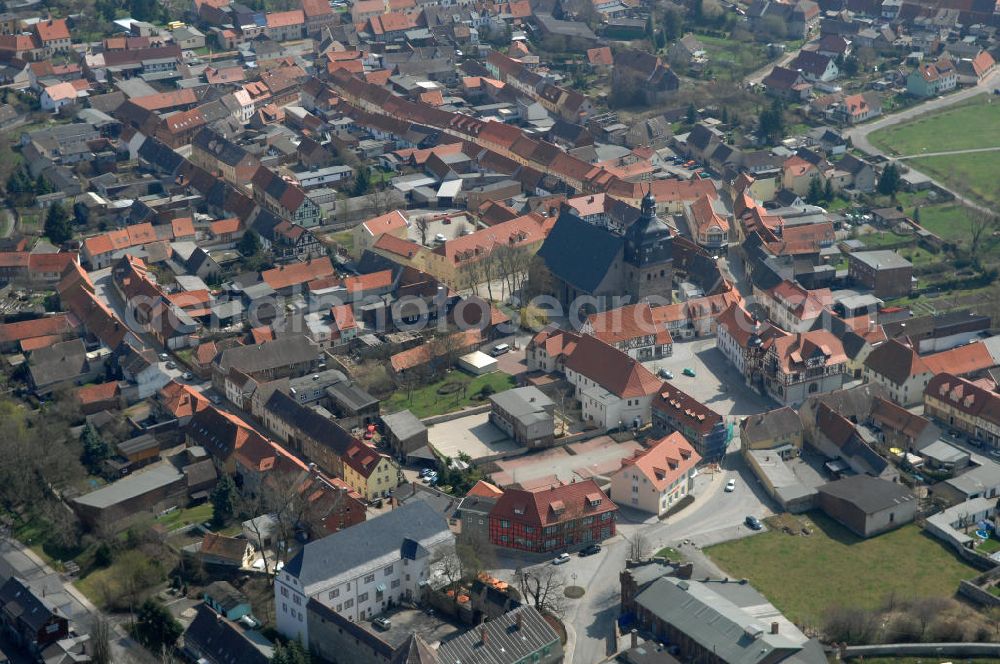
(640, 183), (656, 220)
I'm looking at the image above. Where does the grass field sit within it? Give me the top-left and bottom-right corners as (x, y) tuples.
(153, 502), (212, 531)
(907, 150), (1000, 209)
(869, 95), (1000, 155)
(694, 33), (770, 81)
(705, 513), (979, 626)
(384, 372), (516, 418)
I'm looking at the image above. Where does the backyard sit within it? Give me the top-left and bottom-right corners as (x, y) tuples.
(383, 371), (516, 418)
(869, 95), (1000, 156)
(705, 513), (980, 626)
(694, 33), (771, 81)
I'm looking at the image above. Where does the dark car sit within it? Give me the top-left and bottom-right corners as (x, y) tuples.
(745, 515), (763, 531)
(579, 544), (602, 557)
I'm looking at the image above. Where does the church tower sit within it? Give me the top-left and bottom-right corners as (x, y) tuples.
(623, 186), (674, 302)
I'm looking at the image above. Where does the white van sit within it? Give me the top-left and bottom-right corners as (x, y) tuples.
(490, 343), (510, 357)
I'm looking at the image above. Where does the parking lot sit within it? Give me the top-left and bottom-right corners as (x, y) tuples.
(427, 412), (523, 461)
(359, 607), (462, 649)
(642, 338), (773, 418)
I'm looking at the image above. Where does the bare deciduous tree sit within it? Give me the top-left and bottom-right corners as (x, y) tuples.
(626, 532), (651, 561)
(967, 209), (999, 258)
(517, 567), (567, 617)
(416, 217), (431, 246)
(91, 615), (113, 664)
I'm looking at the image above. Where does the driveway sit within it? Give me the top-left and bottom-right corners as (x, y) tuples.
(490, 436), (644, 488)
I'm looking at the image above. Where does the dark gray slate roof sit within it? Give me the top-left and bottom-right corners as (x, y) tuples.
(536, 209), (622, 294)
(818, 475), (915, 514)
(184, 604), (272, 664)
(437, 605), (560, 664)
(283, 500), (450, 590)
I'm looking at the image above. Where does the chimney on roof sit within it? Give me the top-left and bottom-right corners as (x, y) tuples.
(516, 612), (524, 630)
(481, 627), (489, 645)
(771, 622), (779, 635)
(630, 629), (638, 649)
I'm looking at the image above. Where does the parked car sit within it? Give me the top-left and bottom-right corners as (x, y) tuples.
(182, 372), (193, 380)
(552, 552), (570, 565)
(725, 479), (736, 492)
(491, 343), (511, 357)
(745, 515), (762, 530)
(658, 368), (674, 379)
(579, 544), (601, 557)
(373, 616), (391, 630)
(166, 361), (176, 369)
(682, 368), (696, 377)
(159, 353), (169, 361)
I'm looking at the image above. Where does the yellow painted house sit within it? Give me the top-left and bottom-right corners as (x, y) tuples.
(341, 440), (401, 501)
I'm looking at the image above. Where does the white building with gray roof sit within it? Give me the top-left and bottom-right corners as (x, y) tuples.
(276, 500), (454, 643)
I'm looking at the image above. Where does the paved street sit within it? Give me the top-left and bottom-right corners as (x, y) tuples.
(487, 437), (775, 664)
(642, 338), (773, 419)
(91, 268), (185, 382)
(0, 536), (155, 663)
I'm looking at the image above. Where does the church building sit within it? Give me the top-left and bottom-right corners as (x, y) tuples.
(536, 189), (674, 314)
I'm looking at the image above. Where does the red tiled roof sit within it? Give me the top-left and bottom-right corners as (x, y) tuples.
(267, 9), (305, 27)
(565, 334), (662, 398)
(390, 329), (481, 372)
(21, 334), (65, 352)
(0, 314), (73, 344)
(489, 479), (616, 527)
(652, 384), (724, 436)
(261, 257), (335, 290)
(331, 304), (356, 331)
(362, 209), (408, 236)
(159, 380), (210, 419)
(171, 216), (195, 238)
(195, 341), (218, 366)
(343, 270), (393, 294)
(210, 218), (241, 235)
(585, 303), (672, 347)
(76, 381), (121, 405)
(529, 326), (581, 361)
(133, 89), (198, 111)
(467, 479), (503, 498)
(34, 18), (70, 42)
(302, 0), (334, 17)
(587, 46), (613, 66)
(619, 432), (700, 491)
(923, 341), (995, 376)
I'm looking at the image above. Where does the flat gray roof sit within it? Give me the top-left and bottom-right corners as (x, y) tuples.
(74, 464), (184, 509)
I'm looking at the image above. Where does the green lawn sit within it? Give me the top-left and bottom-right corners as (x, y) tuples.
(914, 203), (976, 242)
(694, 33), (770, 81)
(384, 372), (517, 418)
(154, 502), (213, 531)
(860, 230), (913, 248)
(869, 95), (1000, 155)
(705, 513), (979, 626)
(907, 150), (1000, 209)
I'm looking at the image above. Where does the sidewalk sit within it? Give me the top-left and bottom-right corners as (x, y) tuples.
(2, 537), (155, 663)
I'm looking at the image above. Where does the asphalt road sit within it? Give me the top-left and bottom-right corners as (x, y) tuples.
(0, 535), (155, 663)
(487, 439), (775, 664)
